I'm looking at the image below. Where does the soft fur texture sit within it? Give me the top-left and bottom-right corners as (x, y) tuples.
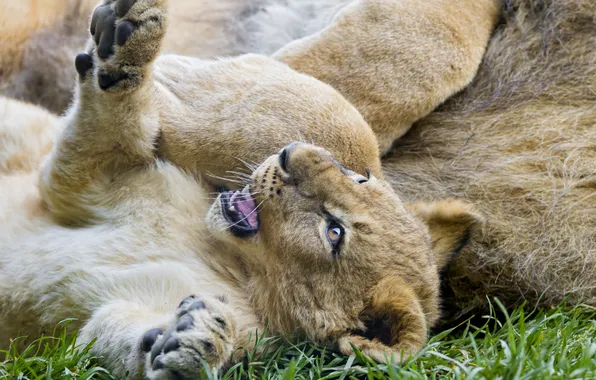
(0, 0), (491, 377)
(273, 0), (500, 153)
(231, 0), (596, 315)
(0, 0), (594, 376)
(0, 97), (62, 174)
(383, 0), (596, 316)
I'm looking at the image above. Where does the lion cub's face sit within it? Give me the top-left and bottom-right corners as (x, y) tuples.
(207, 143), (480, 362)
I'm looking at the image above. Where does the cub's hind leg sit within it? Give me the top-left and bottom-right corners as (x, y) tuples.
(273, 0), (501, 154)
(40, 0), (168, 224)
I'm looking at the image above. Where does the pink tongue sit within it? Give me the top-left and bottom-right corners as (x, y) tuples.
(235, 195), (258, 228)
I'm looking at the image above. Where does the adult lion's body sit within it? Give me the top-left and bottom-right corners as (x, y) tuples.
(383, 0), (596, 314)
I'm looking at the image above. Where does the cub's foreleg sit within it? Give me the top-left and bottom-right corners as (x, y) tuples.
(273, 0), (501, 154)
(80, 294), (238, 379)
(39, 0), (167, 224)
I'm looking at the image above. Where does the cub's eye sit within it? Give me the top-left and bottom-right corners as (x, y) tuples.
(326, 221), (344, 255)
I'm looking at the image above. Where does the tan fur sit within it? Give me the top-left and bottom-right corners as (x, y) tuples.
(0, 0), (485, 377)
(2, 0), (593, 376)
(274, 0), (500, 153)
(0, 97), (61, 174)
(382, 0), (596, 317)
(250, 0), (596, 315)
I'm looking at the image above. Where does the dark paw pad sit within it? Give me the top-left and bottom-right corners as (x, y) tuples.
(150, 330), (172, 363)
(188, 300), (206, 311)
(152, 355), (166, 371)
(178, 296), (207, 311)
(176, 314), (194, 332)
(163, 336), (180, 354)
(115, 20), (136, 46)
(143, 296), (233, 378)
(91, 4), (116, 59)
(98, 70), (128, 90)
(178, 295), (198, 309)
(116, 0), (136, 17)
(75, 53), (94, 79)
(141, 328), (164, 353)
(213, 316), (227, 329)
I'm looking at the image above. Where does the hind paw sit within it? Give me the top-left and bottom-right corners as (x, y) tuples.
(141, 295), (236, 379)
(76, 0), (167, 91)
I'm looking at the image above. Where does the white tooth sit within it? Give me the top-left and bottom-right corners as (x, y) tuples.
(229, 205), (236, 212)
(230, 191), (239, 204)
(242, 185), (250, 194)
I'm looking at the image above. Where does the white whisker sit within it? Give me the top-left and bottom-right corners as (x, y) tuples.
(205, 172), (250, 185)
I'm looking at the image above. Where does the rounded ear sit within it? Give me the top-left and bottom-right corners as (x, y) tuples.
(337, 276), (427, 364)
(408, 199), (485, 270)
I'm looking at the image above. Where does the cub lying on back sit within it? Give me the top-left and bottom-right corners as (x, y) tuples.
(0, 0), (495, 377)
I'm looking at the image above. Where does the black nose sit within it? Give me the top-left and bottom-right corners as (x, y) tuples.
(279, 142), (299, 172)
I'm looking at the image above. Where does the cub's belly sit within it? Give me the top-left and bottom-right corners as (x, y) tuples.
(0, 213), (230, 344)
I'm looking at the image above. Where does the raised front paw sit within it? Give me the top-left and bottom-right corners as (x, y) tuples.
(141, 295), (236, 379)
(75, 0), (167, 91)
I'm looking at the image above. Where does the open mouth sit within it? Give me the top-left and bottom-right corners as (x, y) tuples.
(220, 185), (259, 237)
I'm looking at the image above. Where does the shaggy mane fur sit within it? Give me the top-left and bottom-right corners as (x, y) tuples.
(383, 0), (596, 316)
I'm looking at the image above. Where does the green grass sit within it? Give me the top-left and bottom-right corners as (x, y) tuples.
(2, 300), (595, 379)
(0, 319), (114, 380)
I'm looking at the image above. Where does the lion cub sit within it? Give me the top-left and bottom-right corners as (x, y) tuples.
(0, 0), (483, 378)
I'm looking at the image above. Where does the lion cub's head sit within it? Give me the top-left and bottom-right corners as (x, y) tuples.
(207, 142), (482, 363)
